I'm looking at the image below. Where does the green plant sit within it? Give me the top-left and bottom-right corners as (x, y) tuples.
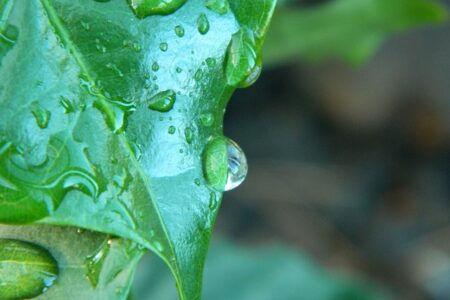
(0, 0), (446, 300)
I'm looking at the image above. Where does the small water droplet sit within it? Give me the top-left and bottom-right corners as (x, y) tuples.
(152, 62), (160, 71)
(168, 126), (176, 135)
(159, 42), (168, 52)
(175, 25), (185, 37)
(202, 137), (248, 191)
(209, 192), (218, 209)
(147, 90), (176, 112)
(206, 57), (216, 68)
(205, 0), (229, 14)
(197, 13), (210, 35)
(194, 69), (203, 81)
(194, 178), (201, 186)
(129, 0), (187, 18)
(0, 239), (58, 299)
(200, 113), (214, 127)
(176, 67), (183, 73)
(30, 101), (51, 129)
(184, 127), (193, 144)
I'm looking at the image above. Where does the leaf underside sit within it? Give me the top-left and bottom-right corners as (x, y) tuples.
(0, 0), (276, 299)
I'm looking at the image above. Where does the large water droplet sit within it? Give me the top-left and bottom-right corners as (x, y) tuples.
(202, 137), (248, 192)
(85, 238), (110, 287)
(147, 90), (176, 112)
(129, 0), (187, 18)
(30, 101), (51, 129)
(197, 13), (210, 35)
(225, 27), (260, 87)
(205, 0), (229, 14)
(0, 239), (58, 299)
(239, 56), (262, 88)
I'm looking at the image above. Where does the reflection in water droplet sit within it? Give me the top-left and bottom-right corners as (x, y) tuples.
(175, 25), (185, 37)
(225, 27), (259, 87)
(0, 239), (58, 299)
(197, 14), (210, 35)
(30, 101), (51, 129)
(147, 90), (176, 112)
(202, 137), (248, 192)
(159, 42), (168, 52)
(239, 56), (262, 88)
(129, 0), (187, 18)
(205, 0), (229, 14)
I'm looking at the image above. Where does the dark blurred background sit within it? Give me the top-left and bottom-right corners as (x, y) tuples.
(218, 1), (450, 299)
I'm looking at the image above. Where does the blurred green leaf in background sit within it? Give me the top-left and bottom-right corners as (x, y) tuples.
(133, 241), (394, 300)
(264, 0), (448, 65)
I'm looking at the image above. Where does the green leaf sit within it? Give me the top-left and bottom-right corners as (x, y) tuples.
(0, 224), (143, 300)
(264, 0), (448, 65)
(0, 0), (276, 299)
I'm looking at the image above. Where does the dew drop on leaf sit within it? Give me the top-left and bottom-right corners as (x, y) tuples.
(159, 42), (168, 52)
(30, 101), (51, 129)
(85, 238), (111, 287)
(0, 24), (19, 63)
(205, 0), (229, 15)
(202, 137), (248, 192)
(205, 57), (216, 68)
(200, 113), (214, 127)
(151, 62), (160, 71)
(197, 13), (210, 35)
(147, 90), (176, 112)
(175, 25), (185, 37)
(208, 192), (218, 210)
(239, 56), (262, 88)
(128, 0), (187, 18)
(168, 125), (176, 134)
(0, 239), (58, 299)
(184, 126), (193, 144)
(225, 27), (259, 87)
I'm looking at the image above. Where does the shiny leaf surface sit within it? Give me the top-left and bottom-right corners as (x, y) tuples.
(0, 0), (276, 299)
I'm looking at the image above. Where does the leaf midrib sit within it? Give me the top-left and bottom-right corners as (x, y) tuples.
(37, 0), (183, 297)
